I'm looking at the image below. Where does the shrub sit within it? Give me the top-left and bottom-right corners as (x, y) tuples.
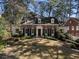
(68, 39), (79, 50)
(25, 36), (32, 39)
(0, 37), (6, 51)
(70, 43), (79, 50)
(54, 31), (66, 41)
(54, 30), (59, 38)
(12, 32), (23, 37)
(58, 33), (66, 41)
(70, 43), (76, 49)
(64, 33), (73, 40)
(45, 36), (52, 39)
(45, 36), (57, 40)
(75, 39), (79, 43)
(20, 36), (26, 40)
(20, 36), (32, 40)
(54, 30), (73, 41)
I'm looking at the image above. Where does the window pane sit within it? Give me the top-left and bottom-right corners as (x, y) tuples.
(76, 26), (79, 30)
(72, 26), (74, 30)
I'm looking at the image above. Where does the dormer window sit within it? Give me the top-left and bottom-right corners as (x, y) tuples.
(38, 18), (41, 24)
(51, 18), (54, 23)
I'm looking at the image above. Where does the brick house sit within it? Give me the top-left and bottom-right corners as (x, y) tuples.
(20, 17), (59, 37)
(65, 18), (79, 37)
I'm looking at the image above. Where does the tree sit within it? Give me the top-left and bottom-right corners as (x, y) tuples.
(39, 2), (47, 17)
(50, 0), (73, 21)
(0, 17), (5, 37)
(2, 0), (28, 36)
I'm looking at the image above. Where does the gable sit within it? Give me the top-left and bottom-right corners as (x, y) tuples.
(65, 18), (79, 26)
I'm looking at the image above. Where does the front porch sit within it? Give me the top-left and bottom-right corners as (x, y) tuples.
(22, 24), (58, 37)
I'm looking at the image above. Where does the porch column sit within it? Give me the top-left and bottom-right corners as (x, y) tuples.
(41, 28), (43, 37)
(51, 27), (54, 36)
(31, 27), (34, 36)
(36, 28), (38, 37)
(45, 28), (48, 36)
(24, 27), (26, 36)
(31, 28), (32, 36)
(25, 28), (29, 36)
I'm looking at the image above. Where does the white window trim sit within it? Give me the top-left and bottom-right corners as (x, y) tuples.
(76, 26), (79, 30)
(38, 18), (41, 23)
(51, 18), (54, 23)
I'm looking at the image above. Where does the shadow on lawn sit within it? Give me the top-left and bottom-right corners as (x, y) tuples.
(0, 53), (18, 59)
(6, 38), (79, 59)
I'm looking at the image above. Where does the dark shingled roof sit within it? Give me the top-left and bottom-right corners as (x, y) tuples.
(41, 17), (59, 24)
(35, 17), (59, 24)
(65, 17), (79, 26)
(21, 17), (59, 24)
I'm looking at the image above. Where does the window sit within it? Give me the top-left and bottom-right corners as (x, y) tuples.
(66, 26), (69, 30)
(76, 26), (79, 30)
(51, 18), (54, 23)
(38, 18), (41, 23)
(76, 33), (79, 36)
(72, 26), (74, 30)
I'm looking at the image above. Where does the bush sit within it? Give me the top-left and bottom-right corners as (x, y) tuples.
(70, 43), (79, 50)
(54, 31), (66, 41)
(70, 43), (76, 49)
(54, 30), (73, 41)
(12, 32), (23, 37)
(54, 30), (59, 38)
(64, 33), (72, 40)
(0, 37), (6, 51)
(12, 29), (24, 37)
(25, 36), (32, 39)
(45, 36), (52, 40)
(69, 39), (79, 50)
(21, 36), (32, 40)
(45, 36), (57, 40)
(75, 39), (79, 43)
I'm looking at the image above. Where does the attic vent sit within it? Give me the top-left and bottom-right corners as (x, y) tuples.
(51, 18), (54, 23)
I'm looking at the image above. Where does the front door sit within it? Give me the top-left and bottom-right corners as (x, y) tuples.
(38, 29), (41, 37)
(36, 26), (43, 37)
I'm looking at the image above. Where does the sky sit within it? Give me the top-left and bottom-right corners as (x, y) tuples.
(0, 4), (4, 15)
(35, 0), (48, 2)
(28, 0), (76, 17)
(0, 0), (5, 15)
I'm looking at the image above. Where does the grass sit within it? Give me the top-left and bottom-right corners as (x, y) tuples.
(0, 39), (6, 51)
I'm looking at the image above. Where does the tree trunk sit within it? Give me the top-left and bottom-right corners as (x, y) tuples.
(10, 24), (12, 37)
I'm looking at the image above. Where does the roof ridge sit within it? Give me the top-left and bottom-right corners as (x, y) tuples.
(70, 18), (79, 23)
